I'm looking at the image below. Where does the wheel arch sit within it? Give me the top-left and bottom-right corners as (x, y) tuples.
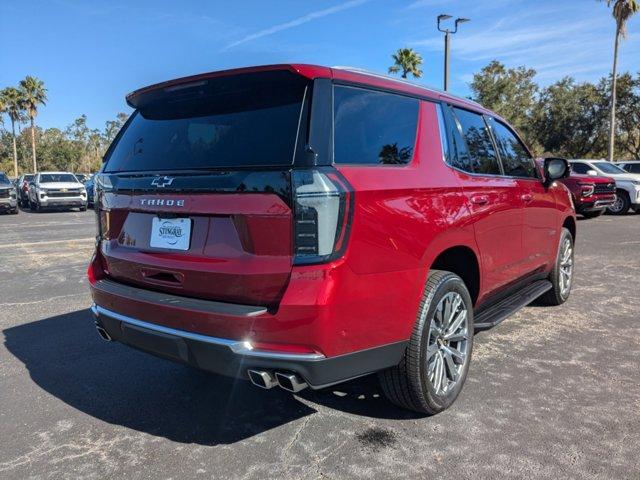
(562, 215), (576, 241)
(429, 245), (480, 307)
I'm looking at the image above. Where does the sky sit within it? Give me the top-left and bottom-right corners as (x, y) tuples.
(1, 0), (638, 131)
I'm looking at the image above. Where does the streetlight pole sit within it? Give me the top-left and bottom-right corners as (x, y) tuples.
(437, 15), (470, 92)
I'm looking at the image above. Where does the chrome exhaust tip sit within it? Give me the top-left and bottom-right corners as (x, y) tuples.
(275, 372), (308, 393)
(95, 322), (112, 342)
(247, 369), (278, 389)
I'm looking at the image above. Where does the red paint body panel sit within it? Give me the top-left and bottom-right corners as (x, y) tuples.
(91, 64), (577, 361)
(100, 192), (293, 306)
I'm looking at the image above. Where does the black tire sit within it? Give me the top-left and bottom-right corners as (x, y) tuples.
(539, 227), (574, 306)
(607, 190), (630, 215)
(581, 210), (604, 219)
(378, 270), (474, 415)
(11, 208), (18, 215)
(80, 205), (87, 212)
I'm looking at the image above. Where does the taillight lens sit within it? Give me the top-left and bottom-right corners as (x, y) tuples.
(87, 249), (106, 284)
(292, 168), (353, 265)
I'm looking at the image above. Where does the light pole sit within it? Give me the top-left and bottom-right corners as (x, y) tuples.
(437, 15), (470, 91)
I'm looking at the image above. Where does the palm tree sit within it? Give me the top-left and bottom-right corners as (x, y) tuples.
(388, 48), (423, 79)
(1, 87), (24, 177)
(19, 76), (47, 172)
(601, 0), (639, 161)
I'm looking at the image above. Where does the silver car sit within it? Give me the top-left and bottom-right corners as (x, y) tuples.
(28, 172), (87, 211)
(0, 172), (18, 214)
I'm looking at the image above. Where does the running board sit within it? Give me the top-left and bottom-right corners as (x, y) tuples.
(474, 280), (552, 331)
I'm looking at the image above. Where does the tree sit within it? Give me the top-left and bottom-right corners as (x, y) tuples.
(104, 112), (129, 144)
(388, 48), (423, 79)
(612, 72), (640, 158)
(0, 87), (24, 177)
(470, 60), (538, 148)
(533, 78), (608, 158)
(601, 0), (639, 160)
(19, 76), (47, 172)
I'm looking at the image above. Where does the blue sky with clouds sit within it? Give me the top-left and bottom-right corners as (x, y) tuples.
(1, 0), (638, 130)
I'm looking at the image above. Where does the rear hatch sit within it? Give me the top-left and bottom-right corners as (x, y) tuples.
(96, 70), (309, 308)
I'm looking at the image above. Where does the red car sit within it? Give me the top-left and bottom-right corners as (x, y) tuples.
(88, 64), (575, 414)
(558, 173), (616, 218)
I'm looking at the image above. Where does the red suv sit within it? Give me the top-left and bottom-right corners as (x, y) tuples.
(558, 172), (616, 218)
(88, 65), (575, 414)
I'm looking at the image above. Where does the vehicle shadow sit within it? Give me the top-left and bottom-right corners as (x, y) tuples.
(3, 309), (417, 446)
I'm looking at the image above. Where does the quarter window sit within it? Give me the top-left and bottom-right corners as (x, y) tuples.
(441, 105), (474, 172)
(452, 107), (501, 175)
(333, 86), (419, 165)
(489, 119), (537, 178)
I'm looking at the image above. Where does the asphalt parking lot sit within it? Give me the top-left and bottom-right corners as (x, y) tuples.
(0, 209), (638, 479)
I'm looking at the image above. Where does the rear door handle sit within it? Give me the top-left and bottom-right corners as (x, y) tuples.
(470, 195), (489, 205)
(521, 193), (533, 203)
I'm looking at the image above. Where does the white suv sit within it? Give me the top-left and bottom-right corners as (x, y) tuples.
(569, 159), (640, 214)
(617, 160), (640, 175)
(28, 172), (87, 212)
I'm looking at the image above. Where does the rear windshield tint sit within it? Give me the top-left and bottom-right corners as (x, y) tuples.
(104, 70), (308, 172)
(40, 173), (78, 183)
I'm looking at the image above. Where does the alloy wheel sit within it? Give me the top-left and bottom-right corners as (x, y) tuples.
(609, 195), (623, 214)
(559, 237), (573, 297)
(426, 292), (470, 396)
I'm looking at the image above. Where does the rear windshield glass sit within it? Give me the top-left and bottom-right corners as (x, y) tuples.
(104, 70), (308, 172)
(40, 174), (78, 183)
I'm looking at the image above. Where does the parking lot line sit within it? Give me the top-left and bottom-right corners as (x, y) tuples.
(0, 238), (95, 249)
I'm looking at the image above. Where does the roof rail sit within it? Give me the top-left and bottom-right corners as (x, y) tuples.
(331, 66), (482, 107)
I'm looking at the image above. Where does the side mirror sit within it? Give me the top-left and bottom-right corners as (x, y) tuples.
(586, 169), (598, 176)
(543, 157), (570, 186)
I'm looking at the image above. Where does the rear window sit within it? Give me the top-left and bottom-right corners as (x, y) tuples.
(452, 108), (500, 175)
(40, 174), (78, 183)
(333, 86), (419, 165)
(104, 71), (308, 172)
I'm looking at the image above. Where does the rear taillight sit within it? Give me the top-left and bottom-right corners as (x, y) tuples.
(292, 168), (353, 265)
(87, 249), (106, 284)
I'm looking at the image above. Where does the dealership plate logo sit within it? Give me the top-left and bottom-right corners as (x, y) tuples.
(150, 217), (191, 251)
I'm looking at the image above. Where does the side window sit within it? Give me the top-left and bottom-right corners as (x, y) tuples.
(441, 105), (474, 172)
(571, 162), (589, 174)
(489, 119), (537, 178)
(333, 86), (419, 165)
(630, 164), (640, 174)
(452, 107), (501, 175)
